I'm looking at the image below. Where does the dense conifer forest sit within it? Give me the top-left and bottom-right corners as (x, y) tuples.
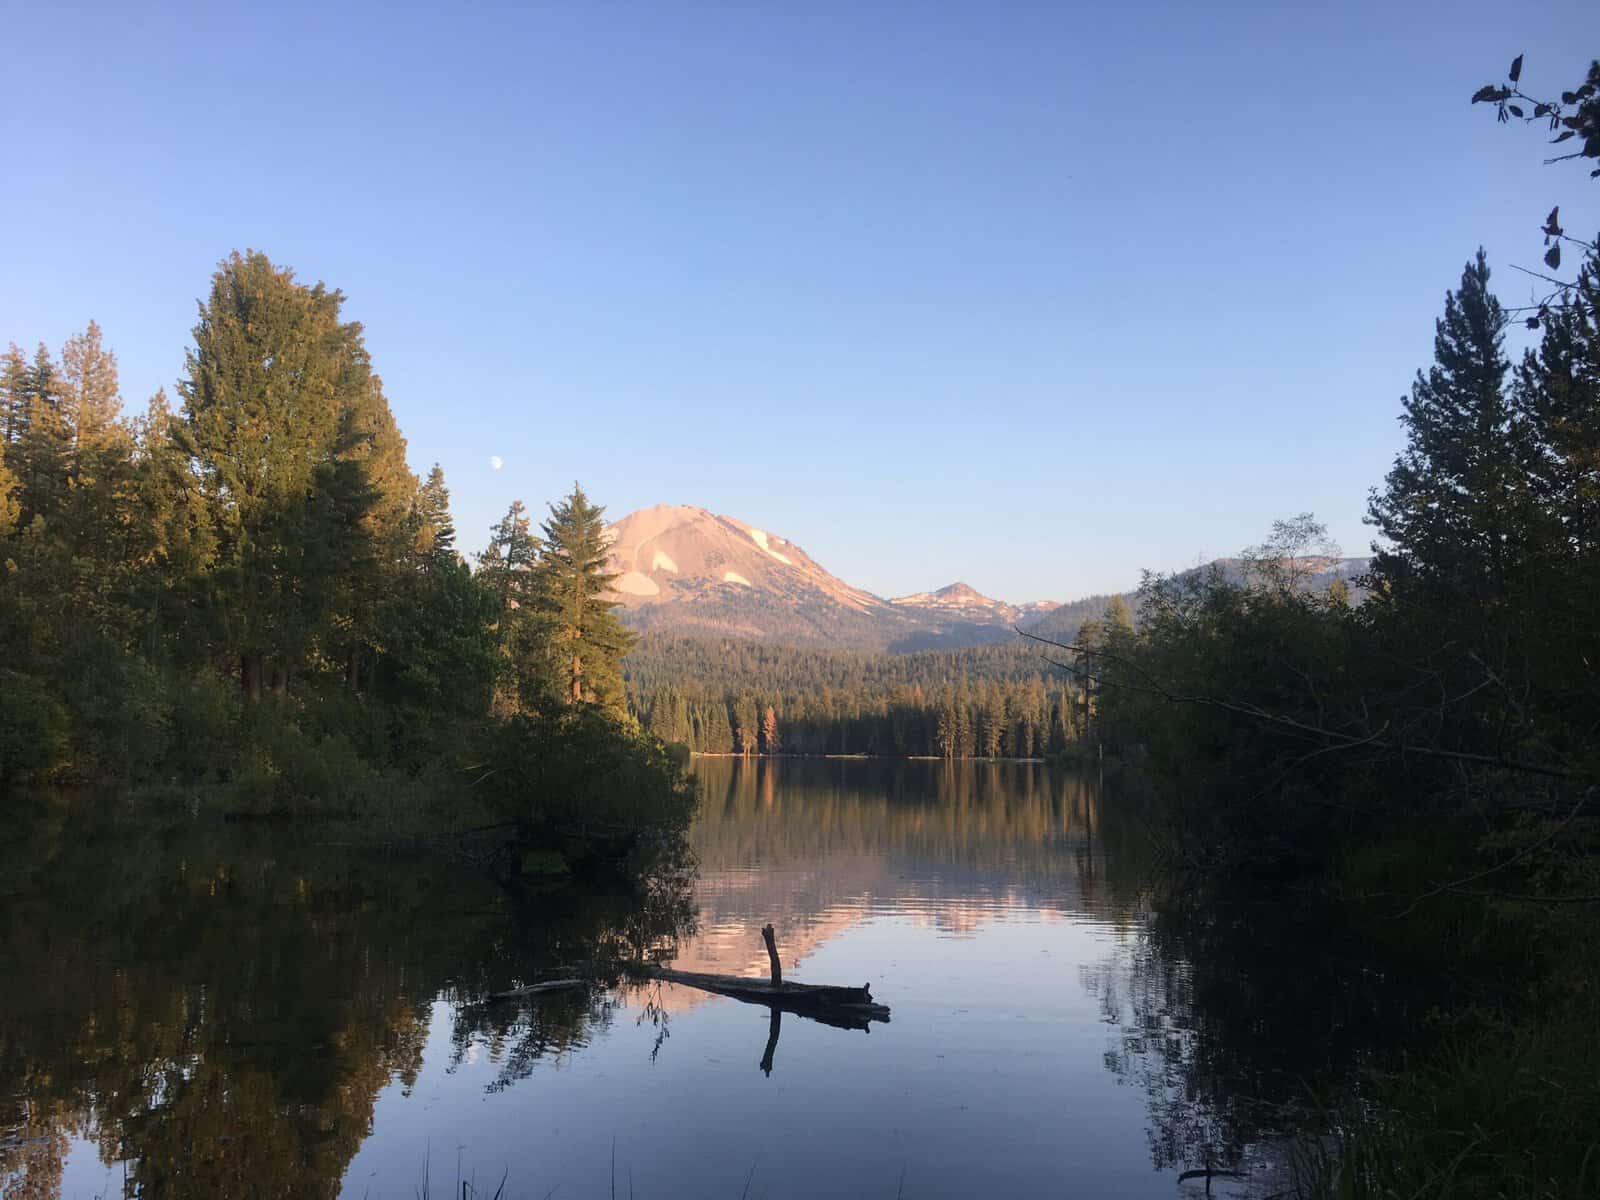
(0, 251), (689, 839)
(624, 634), (1086, 757)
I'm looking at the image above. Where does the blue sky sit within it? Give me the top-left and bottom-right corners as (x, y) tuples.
(3, 1), (1596, 601)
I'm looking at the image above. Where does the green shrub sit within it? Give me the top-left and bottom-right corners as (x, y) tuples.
(481, 703), (699, 841)
(0, 668), (69, 782)
(55, 639), (174, 781)
(164, 672), (244, 782)
(223, 700), (388, 816)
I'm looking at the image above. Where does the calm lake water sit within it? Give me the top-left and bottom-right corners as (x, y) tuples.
(2, 760), (1395, 1198)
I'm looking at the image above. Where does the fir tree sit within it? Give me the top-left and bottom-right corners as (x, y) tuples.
(732, 693), (759, 754)
(59, 321), (123, 452)
(478, 500), (540, 607)
(533, 483), (635, 712)
(417, 464), (457, 568)
(1516, 244), (1600, 554)
(1, 344), (30, 447)
(1367, 251), (1545, 602)
(129, 388), (216, 663)
(0, 453), (17, 539)
(12, 344), (70, 528)
(477, 499), (542, 713)
(179, 251), (379, 696)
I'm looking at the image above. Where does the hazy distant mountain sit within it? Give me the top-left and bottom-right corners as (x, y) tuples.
(604, 504), (1056, 651)
(891, 581), (1058, 622)
(1023, 556), (1371, 643)
(605, 503), (1368, 653)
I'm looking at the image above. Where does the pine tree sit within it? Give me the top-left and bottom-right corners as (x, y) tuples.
(936, 688), (957, 758)
(732, 693), (760, 754)
(59, 321), (123, 452)
(533, 483), (635, 712)
(129, 389), (216, 662)
(1367, 251), (1545, 602)
(331, 365), (415, 690)
(1516, 244), (1600, 554)
(1, 344), (30, 448)
(12, 344), (70, 528)
(478, 499), (542, 714)
(417, 464), (457, 568)
(0, 453), (17, 539)
(980, 686), (1005, 757)
(1104, 594), (1134, 633)
(179, 251), (379, 696)
(55, 324), (138, 630)
(478, 500), (540, 606)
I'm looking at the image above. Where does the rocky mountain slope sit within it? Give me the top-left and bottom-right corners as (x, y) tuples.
(604, 505), (1054, 651)
(604, 503), (1369, 652)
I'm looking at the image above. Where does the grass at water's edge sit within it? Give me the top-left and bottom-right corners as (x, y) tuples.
(1294, 1016), (1600, 1199)
(1290, 832), (1600, 1200)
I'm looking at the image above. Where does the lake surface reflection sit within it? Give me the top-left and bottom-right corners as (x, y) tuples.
(5, 760), (1333, 1199)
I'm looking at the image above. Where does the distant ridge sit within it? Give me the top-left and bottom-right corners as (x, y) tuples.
(603, 503), (1368, 653)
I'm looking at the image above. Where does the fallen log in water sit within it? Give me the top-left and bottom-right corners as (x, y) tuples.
(645, 923), (890, 1028)
(485, 925), (891, 1030)
(486, 978), (585, 1002)
(648, 966), (886, 1010)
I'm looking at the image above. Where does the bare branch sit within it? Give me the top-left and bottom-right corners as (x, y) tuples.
(1017, 628), (1573, 780)
(1388, 787), (1595, 918)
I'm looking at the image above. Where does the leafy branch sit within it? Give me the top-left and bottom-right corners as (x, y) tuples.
(1471, 55), (1600, 325)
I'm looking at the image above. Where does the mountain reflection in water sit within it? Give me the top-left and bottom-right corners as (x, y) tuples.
(4, 761), (1384, 1199)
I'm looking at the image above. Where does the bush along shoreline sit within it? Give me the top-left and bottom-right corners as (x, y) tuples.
(1062, 247), (1600, 1198)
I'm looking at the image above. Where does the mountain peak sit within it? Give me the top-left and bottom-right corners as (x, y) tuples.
(603, 505), (1042, 651)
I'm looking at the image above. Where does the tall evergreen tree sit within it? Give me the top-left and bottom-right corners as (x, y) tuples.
(1516, 243), (1600, 555)
(732, 692), (759, 754)
(478, 500), (539, 605)
(416, 464), (457, 569)
(129, 388), (216, 662)
(1367, 251), (1545, 602)
(178, 251), (379, 697)
(0, 453), (17, 539)
(59, 321), (123, 452)
(533, 483), (634, 713)
(478, 499), (543, 714)
(0, 344), (30, 447)
(11, 344), (70, 528)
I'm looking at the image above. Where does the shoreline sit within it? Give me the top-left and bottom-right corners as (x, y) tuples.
(687, 752), (1047, 764)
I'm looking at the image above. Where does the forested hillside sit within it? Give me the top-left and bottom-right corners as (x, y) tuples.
(624, 633), (1084, 757)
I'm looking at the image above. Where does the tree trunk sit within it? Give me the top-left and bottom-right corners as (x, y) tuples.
(761, 923), (783, 988)
(346, 649), (360, 691)
(269, 666), (288, 695)
(760, 1008), (781, 1076)
(241, 654), (262, 702)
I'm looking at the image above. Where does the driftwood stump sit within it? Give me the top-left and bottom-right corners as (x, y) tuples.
(761, 923), (783, 988)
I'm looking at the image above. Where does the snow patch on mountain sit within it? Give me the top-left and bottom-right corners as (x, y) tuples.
(651, 550), (679, 573)
(746, 527), (793, 566)
(723, 571), (751, 586)
(615, 571), (660, 596)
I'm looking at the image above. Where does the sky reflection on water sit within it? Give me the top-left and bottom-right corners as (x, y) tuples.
(16, 760), (1284, 1199)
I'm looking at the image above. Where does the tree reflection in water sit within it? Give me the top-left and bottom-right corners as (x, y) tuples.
(1084, 879), (1439, 1184)
(0, 792), (695, 1199)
